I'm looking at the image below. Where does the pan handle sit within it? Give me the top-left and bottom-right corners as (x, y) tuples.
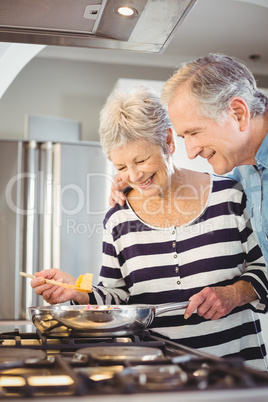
(154, 301), (189, 316)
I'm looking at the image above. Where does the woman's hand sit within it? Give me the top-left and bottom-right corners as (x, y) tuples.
(30, 268), (90, 305)
(184, 281), (257, 320)
(109, 174), (128, 207)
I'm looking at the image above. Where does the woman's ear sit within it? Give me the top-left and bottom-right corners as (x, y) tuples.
(229, 97), (250, 131)
(165, 128), (176, 154)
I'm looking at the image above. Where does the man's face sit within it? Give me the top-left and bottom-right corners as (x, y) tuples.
(168, 87), (246, 175)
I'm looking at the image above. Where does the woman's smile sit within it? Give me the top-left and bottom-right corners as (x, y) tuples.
(110, 139), (173, 198)
(138, 173), (155, 189)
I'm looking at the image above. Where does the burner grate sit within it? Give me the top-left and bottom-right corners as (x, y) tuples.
(1, 328), (268, 398)
(0, 329), (165, 351)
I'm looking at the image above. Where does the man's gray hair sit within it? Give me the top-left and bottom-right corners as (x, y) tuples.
(161, 53), (268, 121)
(99, 86), (172, 158)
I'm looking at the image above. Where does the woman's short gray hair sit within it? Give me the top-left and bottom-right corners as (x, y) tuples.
(99, 86), (172, 158)
(161, 53), (268, 121)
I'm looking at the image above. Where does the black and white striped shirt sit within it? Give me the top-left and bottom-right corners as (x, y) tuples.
(90, 175), (268, 370)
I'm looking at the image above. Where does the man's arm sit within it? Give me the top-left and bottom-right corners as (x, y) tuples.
(109, 174), (127, 207)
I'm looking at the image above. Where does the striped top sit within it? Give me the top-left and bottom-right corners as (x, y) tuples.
(90, 175), (268, 371)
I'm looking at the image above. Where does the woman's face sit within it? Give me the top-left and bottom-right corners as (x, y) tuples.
(110, 137), (174, 198)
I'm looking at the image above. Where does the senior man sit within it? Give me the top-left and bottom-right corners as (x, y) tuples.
(111, 53), (268, 265)
(160, 53), (268, 264)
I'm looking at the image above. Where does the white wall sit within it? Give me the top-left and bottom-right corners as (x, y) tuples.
(0, 57), (173, 141)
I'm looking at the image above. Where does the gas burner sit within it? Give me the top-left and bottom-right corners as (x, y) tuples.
(115, 364), (188, 392)
(0, 348), (48, 370)
(0, 328), (268, 398)
(74, 345), (165, 364)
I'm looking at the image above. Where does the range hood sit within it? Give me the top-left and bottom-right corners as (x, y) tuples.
(0, 0), (197, 53)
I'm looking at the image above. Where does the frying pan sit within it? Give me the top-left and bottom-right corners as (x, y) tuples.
(28, 302), (189, 337)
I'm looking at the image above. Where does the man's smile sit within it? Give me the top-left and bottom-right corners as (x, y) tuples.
(207, 151), (216, 160)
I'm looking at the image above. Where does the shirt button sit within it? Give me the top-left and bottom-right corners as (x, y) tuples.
(177, 280), (181, 285)
(174, 254), (177, 259)
(172, 230), (175, 235)
(175, 266), (179, 273)
(172, 242), (176, 248)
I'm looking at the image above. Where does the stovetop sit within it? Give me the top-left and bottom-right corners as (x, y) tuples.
(0, 323), (268, 400)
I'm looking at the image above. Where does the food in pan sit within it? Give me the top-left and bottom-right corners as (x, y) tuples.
(84, 304), (119, 310)
(75, 273), (93, 291)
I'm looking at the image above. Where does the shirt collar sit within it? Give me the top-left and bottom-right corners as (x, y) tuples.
(255, 132), (268, 170)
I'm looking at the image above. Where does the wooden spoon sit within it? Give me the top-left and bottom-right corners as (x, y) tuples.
(20, 272), (92, 293)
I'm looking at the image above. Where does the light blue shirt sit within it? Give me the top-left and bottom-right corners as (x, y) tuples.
(232, 133), (268, 264)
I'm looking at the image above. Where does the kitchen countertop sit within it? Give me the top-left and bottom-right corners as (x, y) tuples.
(5, 389), (268, 402)
(0, 320), (35, 333)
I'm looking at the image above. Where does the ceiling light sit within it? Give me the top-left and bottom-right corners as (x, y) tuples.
(115, 6), (137, 17)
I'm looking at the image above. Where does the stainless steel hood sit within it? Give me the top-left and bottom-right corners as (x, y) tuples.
(0, 0), (197, 53)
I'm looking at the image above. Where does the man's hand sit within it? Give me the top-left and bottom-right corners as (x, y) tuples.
(184, 281), (257, 321)
(109, 174), (128, 207)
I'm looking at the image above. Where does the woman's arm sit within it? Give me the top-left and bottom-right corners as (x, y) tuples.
(31, 268), (90, 305)
(185, 191), (268, 321)
(184, 281), (257, 320)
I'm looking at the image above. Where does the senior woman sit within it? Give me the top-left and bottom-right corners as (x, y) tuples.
(31, 87), (268, 371)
